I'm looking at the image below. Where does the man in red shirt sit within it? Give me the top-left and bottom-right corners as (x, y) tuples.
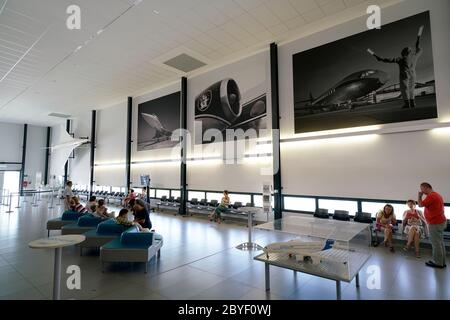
(418, 182), (447, 268)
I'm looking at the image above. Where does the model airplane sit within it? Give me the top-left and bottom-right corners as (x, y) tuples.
(264, 239), (348, 266)
(49, 125), (90, 176)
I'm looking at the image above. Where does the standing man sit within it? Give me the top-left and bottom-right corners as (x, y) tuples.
(372, 25), (424, 109)
(63, 181), (74, 211)
(418, 182), (447, 268)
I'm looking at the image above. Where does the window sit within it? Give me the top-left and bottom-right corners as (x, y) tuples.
(206, 192), (223, 202)
(156, 189), (170, 199)
(445, 207), (450, 220)
(229, 193), (251, 205)
(149, 188), (156, 198)
(254, 195), (263, 207)
(188, 191), (206, 201)
(318, 199), (358, 216)
(3, 171), (20, 195)
(361, 202), (406, 219)
(171, 190), (180, 198)
(254, 195), (274, 208)
(112, 187), (121, 193)
(284, 197), (316, 212)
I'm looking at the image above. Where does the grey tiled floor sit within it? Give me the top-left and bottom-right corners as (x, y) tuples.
(1, 197), (449, 300)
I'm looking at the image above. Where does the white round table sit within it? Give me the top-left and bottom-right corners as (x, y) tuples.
(29, 235), (86, 300)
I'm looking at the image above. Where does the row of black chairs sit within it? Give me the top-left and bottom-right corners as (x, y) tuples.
(158, 196), (253, 210)
(313, 208), (372, 223)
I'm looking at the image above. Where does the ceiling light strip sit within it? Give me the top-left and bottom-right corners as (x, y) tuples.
(0, 0), (144, 112)
(0, 25), (50, 83)
(0, 0), (7, 16)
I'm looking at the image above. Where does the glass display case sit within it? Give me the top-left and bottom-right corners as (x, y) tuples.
(254, 215), (371, 283)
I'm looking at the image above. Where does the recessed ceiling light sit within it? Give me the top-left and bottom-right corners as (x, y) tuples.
(153, 10), (160, 14)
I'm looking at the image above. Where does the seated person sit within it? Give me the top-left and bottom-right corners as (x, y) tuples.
(140, 187), (148, 199)
(127, 198), (136, 211)
(115, 208), (150, 232)
(123, 189), (137, 207)
(133, 199), (152, 230)
(93, 199), (115, 219)
(71, 196), (87, 214)
(209, 190), (230, 224)
(403, 199), (428, 258)
(86, 196), (97, 213)
(376, 204), (397, 252)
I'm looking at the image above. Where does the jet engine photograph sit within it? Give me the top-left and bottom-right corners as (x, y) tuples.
(194, 78), (267, 144)
(293, 11), (437, 134)
(190, 51), (268, 144)
(137, 91), (181, 151)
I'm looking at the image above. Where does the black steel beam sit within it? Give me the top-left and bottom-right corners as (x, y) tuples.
(44, 127), (51, 185)
(270, 43), (282, 220)
(63, 119), (71, 185)
(126, 97), (133, 193)
(179, 77), (187, 215)
(19, 124), (28, 196)
(89, 110), (96, 198)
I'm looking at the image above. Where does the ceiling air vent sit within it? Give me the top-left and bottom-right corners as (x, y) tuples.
(48, 113), (71, 119)
(163, 53), (206, 73)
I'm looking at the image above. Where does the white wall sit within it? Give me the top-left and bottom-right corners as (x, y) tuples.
(279, 0), (450, 200)
(0, 122), (47, 189)
(95, 101), (127, 187)
(0, 122), (23, 163)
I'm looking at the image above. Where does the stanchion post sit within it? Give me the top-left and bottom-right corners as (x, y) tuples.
(6, 193), (13, 213)
(49, 189), (54, 209)
(16, 193), (21, 209)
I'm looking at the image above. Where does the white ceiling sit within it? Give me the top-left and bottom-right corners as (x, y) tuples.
(0, 0), (399, 126)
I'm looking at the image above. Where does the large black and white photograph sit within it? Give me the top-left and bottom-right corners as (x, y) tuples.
(190, 52), (269, 144)
(293, 11), (437, 134)
(137, 92), (180, 151)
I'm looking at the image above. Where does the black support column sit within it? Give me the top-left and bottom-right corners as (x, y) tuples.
(179, 77), (188, 216)
(270, 43), (282, 220)
(44, 126), (51, 185)
(63, 119), (71, 185)
(89, 110), (96, 198)
(19, 124), (28, 196)
(126, 97), (133, 193)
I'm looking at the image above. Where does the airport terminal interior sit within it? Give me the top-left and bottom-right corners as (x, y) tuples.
(1, 0), (450, 301)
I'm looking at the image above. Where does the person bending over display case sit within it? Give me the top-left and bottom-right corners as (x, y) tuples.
(376, 204), (397, 252)
(209, 190), (230, 224)
(402, 199), (428, 258)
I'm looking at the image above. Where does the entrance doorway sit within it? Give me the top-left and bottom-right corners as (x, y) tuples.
(1, 171), (20, 195)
